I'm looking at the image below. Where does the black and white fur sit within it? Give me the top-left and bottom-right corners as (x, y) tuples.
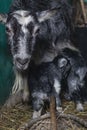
(29, 48), (87, 118)
(0, 0), (78, 106)
(61, 48), (87, 111)
(28, 56), (70, 118)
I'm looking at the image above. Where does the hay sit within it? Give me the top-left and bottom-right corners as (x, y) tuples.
(0, 100), (87, 130)
(0, 104), (32, 130)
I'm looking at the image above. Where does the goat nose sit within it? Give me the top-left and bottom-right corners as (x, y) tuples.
(16, 58), (29, 65)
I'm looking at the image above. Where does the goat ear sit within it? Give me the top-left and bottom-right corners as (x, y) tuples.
(0, 14), (8, 24)
(58, 58), (68, 68)
(37, 8), (58, 23)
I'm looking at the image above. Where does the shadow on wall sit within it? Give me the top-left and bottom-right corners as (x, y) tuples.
(0, 0), (14, 105)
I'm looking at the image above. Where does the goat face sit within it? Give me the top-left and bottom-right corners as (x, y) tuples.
(0, 8), (61, 71)
(5, 10), (40, 71)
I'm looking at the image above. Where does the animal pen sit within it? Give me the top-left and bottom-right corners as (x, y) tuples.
(0, 0), (87, 130)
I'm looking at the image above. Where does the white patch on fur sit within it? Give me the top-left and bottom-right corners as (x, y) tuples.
(22, 77), (29, 102)
(22, 25), (28, 34)
(12, 70), (29, 102)
(18, 40), (28, 59)
(54, 79), (61, 94)
(68, 79), (77, 94)
(33, 108), (42, 119)
(13, 10), (34, 26)
(76, 102), (84, 111)
(56, 107), (63, 113)
(33, 25), (39, 35)
(15, 31), (29, 61)
(13, 10), (30, 16)
(12, 71), (23, 94)
(32, 92), (48, 100)
(38, 9), (57, 23)
(58, 58), (67, 68)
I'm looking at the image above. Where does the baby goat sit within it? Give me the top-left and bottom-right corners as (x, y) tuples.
(61, 48), (87, 111)
(28, 56), (70, 118)
(29, 48), (87, 118)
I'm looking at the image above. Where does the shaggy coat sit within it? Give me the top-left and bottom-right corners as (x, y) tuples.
(4, 0), (75, 103)
(28, 56), (70, 118)
(1, 0), (86, 109)
(8, 0), (74, 65)
(61, 48), (87, 111)
(29, 48), (87, 118)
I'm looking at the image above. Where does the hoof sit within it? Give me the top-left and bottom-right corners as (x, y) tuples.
(32, 109), (42, 119)
(76, 103), (84, 112)
(64, 93), (71, 101)
(56, 107), (63, 113)
(4, 91), (23, 108)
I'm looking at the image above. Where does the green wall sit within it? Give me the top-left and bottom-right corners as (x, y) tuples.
(0, 0), (14, 105)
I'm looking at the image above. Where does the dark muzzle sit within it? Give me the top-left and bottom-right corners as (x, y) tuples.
(15, 57), (30, 71)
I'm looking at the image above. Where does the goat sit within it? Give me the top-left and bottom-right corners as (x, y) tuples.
(0, 0), (77, 107)
(60, 48), (87, 111)
(29, 48), (87, 118)
(28, 56), (70, 118)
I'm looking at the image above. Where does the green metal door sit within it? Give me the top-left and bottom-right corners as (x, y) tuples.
(0, 0), (14, 105)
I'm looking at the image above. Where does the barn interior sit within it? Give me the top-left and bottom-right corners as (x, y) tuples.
(0, 0), (87, 130)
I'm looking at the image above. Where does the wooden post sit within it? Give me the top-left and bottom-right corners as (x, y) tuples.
(50, 96), (57, 130)
(80, 0), (87, 24)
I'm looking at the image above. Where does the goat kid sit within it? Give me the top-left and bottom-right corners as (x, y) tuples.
(28, 56), (70, 118)
(29, 48), (87, 119)
(61, 48), (87, 111)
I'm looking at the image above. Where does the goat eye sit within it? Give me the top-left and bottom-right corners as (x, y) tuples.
(6, 27), (12, 34)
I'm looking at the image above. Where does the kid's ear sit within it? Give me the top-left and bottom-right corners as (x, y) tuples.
(58, 58), (68, 68)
